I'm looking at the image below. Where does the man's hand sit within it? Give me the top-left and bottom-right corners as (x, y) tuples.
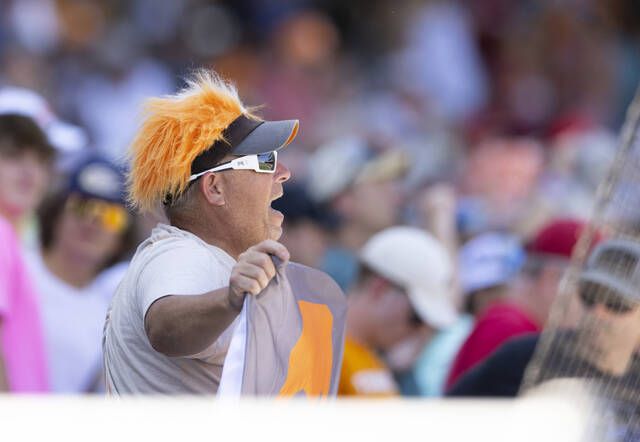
(228, 240), (290, 309)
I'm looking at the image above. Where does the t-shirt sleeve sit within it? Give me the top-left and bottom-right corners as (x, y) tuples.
(136, 244), (227, 318)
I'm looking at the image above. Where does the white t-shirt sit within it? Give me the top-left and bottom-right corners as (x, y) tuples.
(24, 251), (127, 393)
(103, 224), (237, 395)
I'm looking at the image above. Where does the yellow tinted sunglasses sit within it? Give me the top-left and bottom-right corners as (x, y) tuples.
(66, 195), (129, 233)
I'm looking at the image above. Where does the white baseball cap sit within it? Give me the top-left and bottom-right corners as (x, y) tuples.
(0, 86), (87, 154)
(359, 226), (458, 329)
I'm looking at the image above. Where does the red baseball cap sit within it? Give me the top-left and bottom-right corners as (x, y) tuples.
(526, 218), (598, 259)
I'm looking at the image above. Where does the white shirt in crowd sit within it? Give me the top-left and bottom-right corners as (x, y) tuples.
(25, 251), (127, 393)
(103, 224), (238, 395)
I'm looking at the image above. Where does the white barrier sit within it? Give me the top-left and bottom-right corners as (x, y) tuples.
(0, 396), (589, 442)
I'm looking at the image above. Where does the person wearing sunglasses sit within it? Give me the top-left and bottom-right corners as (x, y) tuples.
(445, 218), (592, 391)
(527, 240), (640, 437)
(572, 240), (640, 378)
(103, 70), (300, 395)
(448, 238), (640, 404)
(23, 156), (136, 393)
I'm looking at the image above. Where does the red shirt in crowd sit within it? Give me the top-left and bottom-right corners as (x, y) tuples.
(445, 301), (540, 391)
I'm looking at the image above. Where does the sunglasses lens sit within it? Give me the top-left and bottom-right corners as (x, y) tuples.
(605, 298), (634, 314)
(579, 284), (635, 315)
(579, 290), (597, 308)
(101, 205), (129, 233)
(257, 151), (276, 172)
(67, 196), (91, 217)
(67, 196), (128, 233)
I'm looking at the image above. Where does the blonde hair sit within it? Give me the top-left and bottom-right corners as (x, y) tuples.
(127, 70), (258, 211)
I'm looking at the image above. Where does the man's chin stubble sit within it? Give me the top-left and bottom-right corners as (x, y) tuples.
(268, 225), (283, 241)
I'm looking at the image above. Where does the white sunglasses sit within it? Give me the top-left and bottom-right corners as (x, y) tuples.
(188, 151), (278, 182)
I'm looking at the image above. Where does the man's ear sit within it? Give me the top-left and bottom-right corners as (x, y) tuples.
(199, 173), (225, 206)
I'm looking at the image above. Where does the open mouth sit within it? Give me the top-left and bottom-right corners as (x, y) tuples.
(269, 192), (283, 210)
(269, 193), (284, 218)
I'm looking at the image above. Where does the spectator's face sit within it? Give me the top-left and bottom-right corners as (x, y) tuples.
(368, 279), (419, 351)
(53, 195), (127, 269)
(581, 303), (640, 345)
(349, 179), (401, 232)
(0, 148), (50, 222)
(464, 139), (542, 207)
(577, 286), (640, 372)
(220, 158), (291, 248)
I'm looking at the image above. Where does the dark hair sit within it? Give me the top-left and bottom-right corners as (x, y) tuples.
(0, 114), (55, 162)
(355, 264), (377, 287)
(38, 190), (138, 271)
(355, 263), (405, 292)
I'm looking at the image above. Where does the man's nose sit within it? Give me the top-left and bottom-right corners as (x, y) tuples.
(274, 160), (291, 184)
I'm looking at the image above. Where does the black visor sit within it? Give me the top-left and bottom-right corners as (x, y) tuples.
(190, 115), (298, 175)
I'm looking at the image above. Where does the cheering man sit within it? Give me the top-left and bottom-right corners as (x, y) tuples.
(103, 71), (302, 394)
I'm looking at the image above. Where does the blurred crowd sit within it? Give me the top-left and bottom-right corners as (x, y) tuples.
(1, 0), (640, 395)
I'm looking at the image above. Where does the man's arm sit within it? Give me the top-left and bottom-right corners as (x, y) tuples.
(144, 240), (289, 357)
(145, 287), (240, 357)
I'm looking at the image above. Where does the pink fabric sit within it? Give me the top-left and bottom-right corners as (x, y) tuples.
(0, 217), (48, 392)
(445, 301), (540, 391)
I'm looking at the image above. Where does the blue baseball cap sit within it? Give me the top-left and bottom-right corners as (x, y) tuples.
(67, 156), (126, 205)
(459, 232), (525, 295)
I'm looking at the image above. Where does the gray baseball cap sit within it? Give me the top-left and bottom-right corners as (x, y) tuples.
(579, 239), (640, 302)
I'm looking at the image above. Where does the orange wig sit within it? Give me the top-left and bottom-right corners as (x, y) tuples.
(127, 70), (258, 211)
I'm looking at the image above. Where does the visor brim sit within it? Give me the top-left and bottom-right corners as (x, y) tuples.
(233, 119), (299, 156)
